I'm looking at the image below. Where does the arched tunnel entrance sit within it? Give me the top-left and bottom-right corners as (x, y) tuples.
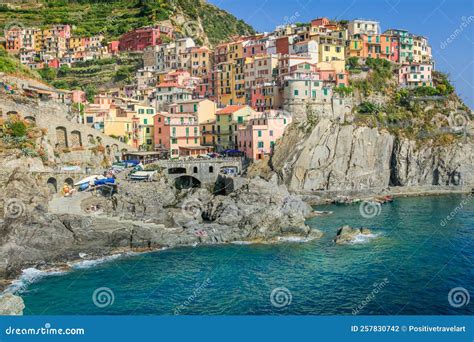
(175, 176), (201, 190)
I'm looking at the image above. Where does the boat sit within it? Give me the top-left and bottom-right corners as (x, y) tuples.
(129, 171), (156, 181)
(74, 175), (105, 186)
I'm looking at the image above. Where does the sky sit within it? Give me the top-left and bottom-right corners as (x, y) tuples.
(209, 0), (474, 109)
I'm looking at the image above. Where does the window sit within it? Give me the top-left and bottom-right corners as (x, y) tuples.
(86, 117), (93, 123)
(172, 127), (176, 136)
(312, 90), (316, 98)
(209, 166), (214, 173)
(323, 88), (328, 96)
(294, 90), (299, 96)
(158, 128), (161, 134)
(258, 130), (262, 137)
(193, 104), (197, 112)
(171, 138), (177, 144)
(146, 127), (150, 133)
(146, 109), (153, 114)
(269, 130), (273, 137)
(139, 109), (145, 114)
(144, 119), (148, 125)
(217, 116), (220, 122)
(186, 127), (189, 136)
(258, 141), (264, 148)
(237, 116), (243, 124)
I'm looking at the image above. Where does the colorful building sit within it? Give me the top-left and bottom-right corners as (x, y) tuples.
(153, 112), (207, 158)
(119, 25), (173, 52)
(398, 63), (433, 88)
(168, 99), (217, 124)
(215, 105), (257, 150)
(237, 110), (292, 160)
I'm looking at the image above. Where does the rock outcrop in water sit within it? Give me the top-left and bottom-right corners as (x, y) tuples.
(334, 226), (373, 245)
(0, 293), (25, 315)
(271, 119), (474, 192)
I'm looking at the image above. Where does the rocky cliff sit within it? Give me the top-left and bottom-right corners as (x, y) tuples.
(271, 119), (473, 192)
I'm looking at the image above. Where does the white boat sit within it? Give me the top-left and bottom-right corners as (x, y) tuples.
(74, 175), (106, 186)
(130, 171), (156, 181)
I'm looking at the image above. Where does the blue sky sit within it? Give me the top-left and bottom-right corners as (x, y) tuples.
(209, 0), (474, 108)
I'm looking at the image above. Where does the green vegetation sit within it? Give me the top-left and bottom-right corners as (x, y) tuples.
(46, 54), (143, 92)
(0, 0), (254, 45)
(350, 57), (394, 95)
(333, 85), (353, 97)
(0, 46), (39, 79)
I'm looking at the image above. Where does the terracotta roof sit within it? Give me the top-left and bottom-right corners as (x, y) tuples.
(216, 105), (247, 115)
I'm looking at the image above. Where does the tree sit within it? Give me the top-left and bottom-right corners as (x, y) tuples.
(85, 84), (97, 103)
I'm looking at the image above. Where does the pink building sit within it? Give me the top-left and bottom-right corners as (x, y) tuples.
(108, 41), (120, 55)
(153, 112), (208, 158)
(398, 63), (433, 88)
(119, 25), (173, 52)
(71, 90), (86, 103)
(237, 110), (292, 160)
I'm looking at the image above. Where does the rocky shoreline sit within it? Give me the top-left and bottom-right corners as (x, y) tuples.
(0, 168), (324, 294)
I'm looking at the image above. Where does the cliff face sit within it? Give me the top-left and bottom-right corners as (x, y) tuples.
(271, 119), (473, 192)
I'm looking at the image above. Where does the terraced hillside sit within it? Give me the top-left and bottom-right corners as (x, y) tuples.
(0, 0), (255, 46)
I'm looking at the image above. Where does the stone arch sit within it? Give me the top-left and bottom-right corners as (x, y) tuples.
(6, 111), (19, 118)
(46, 177), (58, 194)
(70, 130), (82, 147)
(64, 177), (74, 188)
(24, 116), (36, 123)
(174, 175), (201, 190)
(168, 167), (186, 175)
(56, 126), (68, 148)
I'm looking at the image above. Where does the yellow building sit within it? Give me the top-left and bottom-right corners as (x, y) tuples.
(169, 99), (217, 124)
(130, 105), (156, 151)
(68, 37), (84, 50)
(190, 46), (211, 78)
(200, 119), (216, 147)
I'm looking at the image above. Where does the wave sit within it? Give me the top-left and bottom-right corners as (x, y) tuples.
(348, 233), (381, 244)
(277, 236), (314, 243)
(4, 267), (66, 294)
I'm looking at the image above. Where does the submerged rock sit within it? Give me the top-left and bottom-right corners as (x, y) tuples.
(0, 293), (25, 315)
(334, 225), (374, 245)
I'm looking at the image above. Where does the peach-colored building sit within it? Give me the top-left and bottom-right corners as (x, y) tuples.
(398, 63), (433, 88)
(153, 112), (208, 158)
(237, 110), (292, 160)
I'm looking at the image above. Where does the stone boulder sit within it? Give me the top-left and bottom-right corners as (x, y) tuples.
(334, 225), (373, 245)
(0, 293), (25, 315)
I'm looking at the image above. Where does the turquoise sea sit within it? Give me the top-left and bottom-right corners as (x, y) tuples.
(17, 195), (474, 315)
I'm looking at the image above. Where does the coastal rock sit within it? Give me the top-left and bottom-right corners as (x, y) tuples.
(271, 119), (474, 191)
(0, 293), (25, 315)
(334, 225), (373, 245)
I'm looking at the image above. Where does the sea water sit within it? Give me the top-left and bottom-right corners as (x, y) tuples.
(17, 195), (474, 315)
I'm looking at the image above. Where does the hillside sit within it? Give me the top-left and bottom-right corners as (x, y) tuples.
(0, 0), (255, 46)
